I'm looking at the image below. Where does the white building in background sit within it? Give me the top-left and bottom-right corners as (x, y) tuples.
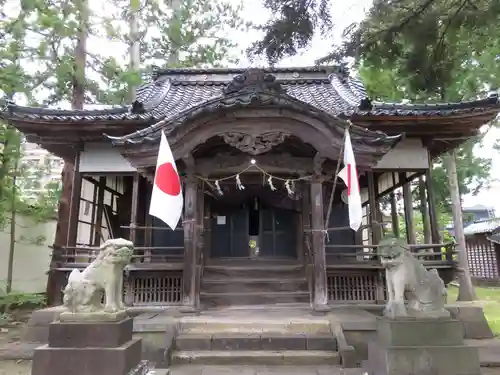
(19, 142), (64, 199)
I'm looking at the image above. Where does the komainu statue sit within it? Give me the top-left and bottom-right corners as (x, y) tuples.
(378, 236), (450, 319)
(62, 238), (134, 314)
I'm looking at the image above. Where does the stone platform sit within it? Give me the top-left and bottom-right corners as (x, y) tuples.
(2, 303), (496, 369)
(368, 316), (481, 375)
(31, 317), (144, 375)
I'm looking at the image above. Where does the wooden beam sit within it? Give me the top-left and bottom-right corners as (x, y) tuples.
(93, 177), (106, 245)
(196, 154), (318, 175)
(144, 182), (153, 262)
(83, 176), (123, 196)
(367, 171), (380, 244)
(444, 150), (477, 301)
(67, 152), (82, 246)
(195, 179), (205, 309)
(89, 180), (98, 245)
(129, 173), (140, 244)
(376, 170), (424, 199)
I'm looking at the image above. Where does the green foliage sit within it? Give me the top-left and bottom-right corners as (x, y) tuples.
(397, 210), (454, 244)
(247, 0), (332, 64)
(92, 0), (248, 105)
(0, 290), (47, 314)
(359, 62), (497, 213)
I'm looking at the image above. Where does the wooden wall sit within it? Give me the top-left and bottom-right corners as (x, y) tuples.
(465, 233), (500, 282)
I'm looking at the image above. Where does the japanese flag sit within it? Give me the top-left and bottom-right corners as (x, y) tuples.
(149, 131), (183, 230)
(338, 128), (362, 231)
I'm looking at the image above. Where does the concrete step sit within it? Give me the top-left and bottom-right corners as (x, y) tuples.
(200, 291), (310, 307)
(203, 264), (304, 279)
(171, 350), (341, 365)
(201, 277), (308, 294)
(175, 332), (337, 351)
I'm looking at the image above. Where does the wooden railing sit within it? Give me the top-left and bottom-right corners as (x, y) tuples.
(324, 243), (457, 304)
(49, 242), (456, 306)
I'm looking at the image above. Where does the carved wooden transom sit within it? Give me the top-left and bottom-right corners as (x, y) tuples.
(220, 132), (290, 155)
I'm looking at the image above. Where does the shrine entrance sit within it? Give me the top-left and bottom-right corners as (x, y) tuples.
(209, 188), (299, 259)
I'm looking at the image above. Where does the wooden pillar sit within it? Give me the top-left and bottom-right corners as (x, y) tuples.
(89, 180), (98, 245)
(93, 177), (106, 245)
(194, 179), (205, 309)
(144, 182), (153, 262)
(301, 181), (313, 302)
(367, 171), (381, 244)
(67, 151), (82, 246)
(401, 173), (416, 244)
(418, 176), (431, 243)
(444, 150), (477, 301)
(123, 173), (141, 306)
(301, 180), (311, 263)
(311, 154), (328, 310)
(129, 173), (140, 244)
(425, 169), (441, 243)
(182, 156), (198, 309)
(390, 192), (399, 238)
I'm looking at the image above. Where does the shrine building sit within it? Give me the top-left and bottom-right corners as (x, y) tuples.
(3, 66), (500, 310)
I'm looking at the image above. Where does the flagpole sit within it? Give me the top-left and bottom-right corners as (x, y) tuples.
(323, 124), (351, 239)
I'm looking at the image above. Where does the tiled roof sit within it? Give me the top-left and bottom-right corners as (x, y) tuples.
(3, 66), (499, 125)
(463, 218), (500, 236)
(107, 68), (406, 146)
(488, 232), (500, 245)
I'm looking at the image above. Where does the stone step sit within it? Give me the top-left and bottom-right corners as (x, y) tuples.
(203, 264), (304, 279)
(171, 350), (341, 365)
(200, 291), (310, 308)
(201, 277), (308, 293)
(175, 333), (338, 351)
(179, 317), (331, 335)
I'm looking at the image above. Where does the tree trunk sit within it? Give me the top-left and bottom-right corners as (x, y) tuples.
(128, 0), (141, 101)
(444, 149), (477, 301)
(390, 192), (399, 238)
(6, 155), (19, 294)
(402, 180), (416, 244)
(167, 0), (183, 65)
(47, 0), (89, 304)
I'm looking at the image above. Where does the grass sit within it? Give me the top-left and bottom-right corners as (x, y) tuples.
(447, 285), (500, 335)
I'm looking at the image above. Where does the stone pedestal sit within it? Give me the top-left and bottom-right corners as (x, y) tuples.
(32, 317), (144, 375)
(368, 316), (480, 375)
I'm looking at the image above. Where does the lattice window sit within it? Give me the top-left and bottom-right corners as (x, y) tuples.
(59, 270), (183, 306)
(327, 271), (385, 303)
(128, 272), (183, 305)
(466, 235), (500, 280)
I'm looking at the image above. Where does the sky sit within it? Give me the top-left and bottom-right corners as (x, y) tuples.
(8, 0), (500, 215)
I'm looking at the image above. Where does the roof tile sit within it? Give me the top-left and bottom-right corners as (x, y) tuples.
(2, 66), (499, 125)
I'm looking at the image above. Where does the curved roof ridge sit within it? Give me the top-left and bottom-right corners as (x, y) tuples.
(106, 89), (399, 146)
(328, 73), (369, 109)
(131, 77), (172, 114)
(372, 93), (499, 111)
(4, 103), (129, 117)
(150, 65), (340, 79)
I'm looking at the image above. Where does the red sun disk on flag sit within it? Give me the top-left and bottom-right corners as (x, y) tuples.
(155, 162), (181, 196)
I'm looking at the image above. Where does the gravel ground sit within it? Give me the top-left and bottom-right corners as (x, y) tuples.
(2, 360), (500, 375)
(0, 360), (32, 375)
